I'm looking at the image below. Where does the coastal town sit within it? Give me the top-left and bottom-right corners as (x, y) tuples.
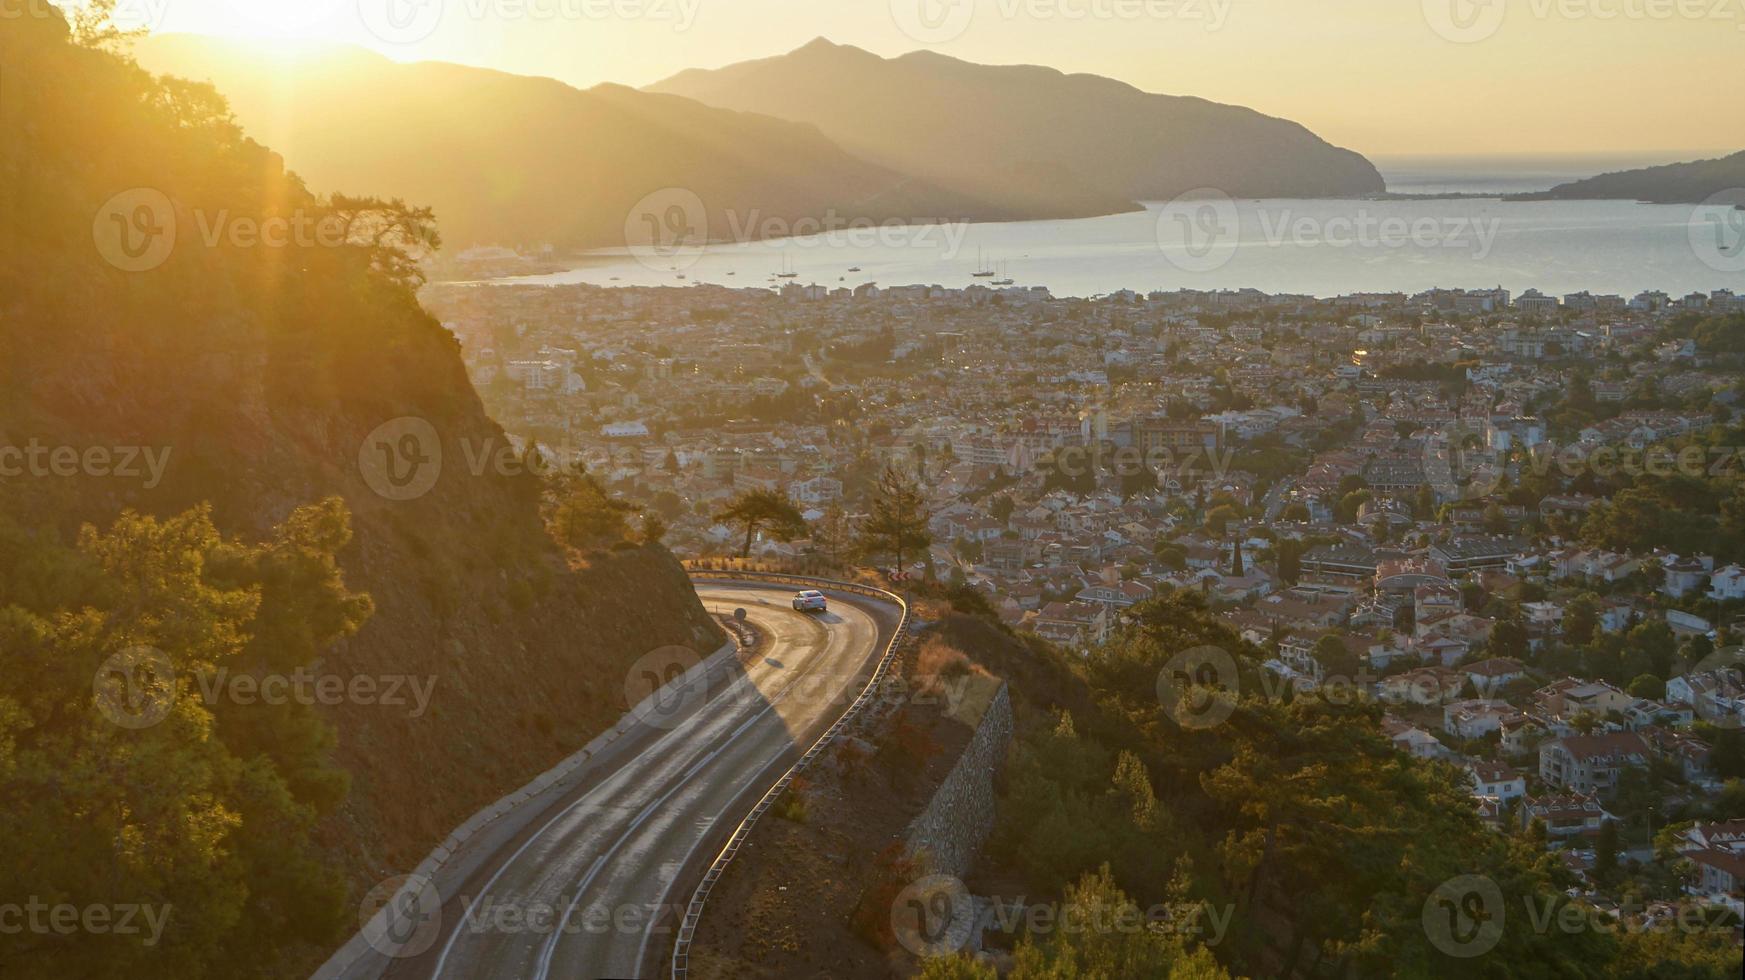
(421, 276), (1745, 925)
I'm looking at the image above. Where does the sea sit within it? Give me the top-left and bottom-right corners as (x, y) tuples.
(490, 155), (1745, 299)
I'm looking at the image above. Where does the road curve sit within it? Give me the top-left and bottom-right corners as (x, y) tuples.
(383, 582), (899, 980)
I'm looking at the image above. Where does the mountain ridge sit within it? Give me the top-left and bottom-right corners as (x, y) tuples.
(132, 34), (1009, 250)
(649, 37), (1386, 210)
(1506, 149), (1745, 204)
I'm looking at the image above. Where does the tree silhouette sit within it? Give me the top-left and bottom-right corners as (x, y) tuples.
(714, 489), (807, 558)
(855, 465), (933, 576)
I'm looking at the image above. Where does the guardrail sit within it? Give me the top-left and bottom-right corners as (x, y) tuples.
(671, 572), (912, 979)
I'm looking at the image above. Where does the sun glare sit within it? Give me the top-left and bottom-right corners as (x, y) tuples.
(132, 0), (361, 43)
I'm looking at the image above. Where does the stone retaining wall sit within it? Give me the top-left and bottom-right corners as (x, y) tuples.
(904, 682), (1014, 878)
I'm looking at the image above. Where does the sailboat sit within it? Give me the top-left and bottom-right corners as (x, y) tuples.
(971, 247), (995, 277)
(775, 253), (799, 279)
(991, 260), (1014, 287)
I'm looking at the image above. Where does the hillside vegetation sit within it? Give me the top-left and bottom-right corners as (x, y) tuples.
(0, 10), (721, 977)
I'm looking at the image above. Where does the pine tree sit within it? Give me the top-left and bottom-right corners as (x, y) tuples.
(854, 465), (932, 576)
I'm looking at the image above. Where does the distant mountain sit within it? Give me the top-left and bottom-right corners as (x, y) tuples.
(1507, 150), (1745, 204)
(134, 35), (1000, 250)
(649, 38), (1384, 212)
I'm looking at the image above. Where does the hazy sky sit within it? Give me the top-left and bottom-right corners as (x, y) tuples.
(107, 0), (1739, 159)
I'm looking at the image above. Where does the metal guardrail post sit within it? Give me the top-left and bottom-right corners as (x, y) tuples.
(671, 571), (910, 979)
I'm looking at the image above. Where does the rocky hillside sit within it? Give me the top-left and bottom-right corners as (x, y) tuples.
(1, 13), (721, 975)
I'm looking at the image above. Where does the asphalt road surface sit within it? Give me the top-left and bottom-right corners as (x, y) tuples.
(384, 581), (897, 980)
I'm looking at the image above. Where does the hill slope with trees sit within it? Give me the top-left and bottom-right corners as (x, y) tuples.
(1, 10), (721, 976)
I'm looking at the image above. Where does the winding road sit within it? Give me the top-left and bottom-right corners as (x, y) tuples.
(376, 581), (899, 980)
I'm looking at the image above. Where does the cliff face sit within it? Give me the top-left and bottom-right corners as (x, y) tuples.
(2, 10), (721, 907)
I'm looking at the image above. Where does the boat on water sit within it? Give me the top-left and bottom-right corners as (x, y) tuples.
(971, 247), (995, 277)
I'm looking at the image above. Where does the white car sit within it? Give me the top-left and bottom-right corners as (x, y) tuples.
(792, 590), (827, 613)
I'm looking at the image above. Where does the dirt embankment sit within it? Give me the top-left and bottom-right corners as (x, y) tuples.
(684, 614), (1013, 978)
